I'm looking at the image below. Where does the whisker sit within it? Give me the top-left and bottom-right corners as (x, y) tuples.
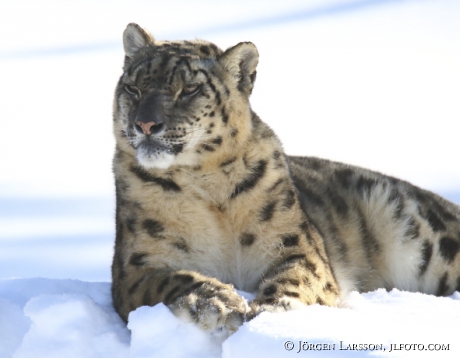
(120, 125), (224, 149)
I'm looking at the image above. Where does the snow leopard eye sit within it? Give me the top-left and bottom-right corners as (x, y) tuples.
(180, 84), (200, 97)
(124, 84), (141, 99)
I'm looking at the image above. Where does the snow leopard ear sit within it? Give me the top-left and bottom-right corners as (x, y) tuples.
(218, 42), (259, 95)
(123, 23), (155, 59)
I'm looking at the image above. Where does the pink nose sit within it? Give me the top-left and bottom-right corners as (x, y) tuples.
(136, 121), (156, 135)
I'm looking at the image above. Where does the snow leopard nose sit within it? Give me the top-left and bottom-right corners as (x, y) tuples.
(135, 93), (166, 136)
(135, 121), (164, 136)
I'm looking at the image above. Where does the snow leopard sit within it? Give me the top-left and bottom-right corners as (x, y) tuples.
(111, 23), (460, 336)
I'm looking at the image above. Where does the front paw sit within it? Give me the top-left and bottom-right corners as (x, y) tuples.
(169, 281), (249, 336)
(248, 296), (306, 320)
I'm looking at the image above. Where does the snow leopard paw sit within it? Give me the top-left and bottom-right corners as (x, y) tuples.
(168, 281), (249, 337)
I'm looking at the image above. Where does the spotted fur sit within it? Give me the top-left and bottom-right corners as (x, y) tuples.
(112, 23), (460, 336)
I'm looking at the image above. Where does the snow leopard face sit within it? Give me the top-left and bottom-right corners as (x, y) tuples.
(113, 24), (258, 169)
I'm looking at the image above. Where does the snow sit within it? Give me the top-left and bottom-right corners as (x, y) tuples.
(1, 0), (460, 357)
(1, 278), (459, 358)
(128, 304), (222, 358)
(224, 290), (460, 357)
(0, 278), (129, 358)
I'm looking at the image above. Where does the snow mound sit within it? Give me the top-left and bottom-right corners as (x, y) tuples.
(1, 278), (459, 358)
(15, 294), (129, 358)
(224, 290), (460, 357)
(129, 304), (222, 358)
(0, 278), (129, 358)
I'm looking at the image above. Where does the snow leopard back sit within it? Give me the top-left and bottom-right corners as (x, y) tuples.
(289, 156), (460, 296)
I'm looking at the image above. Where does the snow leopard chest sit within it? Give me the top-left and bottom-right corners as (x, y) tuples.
(118, 164), (276, 292)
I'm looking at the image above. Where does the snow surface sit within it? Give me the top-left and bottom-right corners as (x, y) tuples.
(1, 278), (459, 358)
